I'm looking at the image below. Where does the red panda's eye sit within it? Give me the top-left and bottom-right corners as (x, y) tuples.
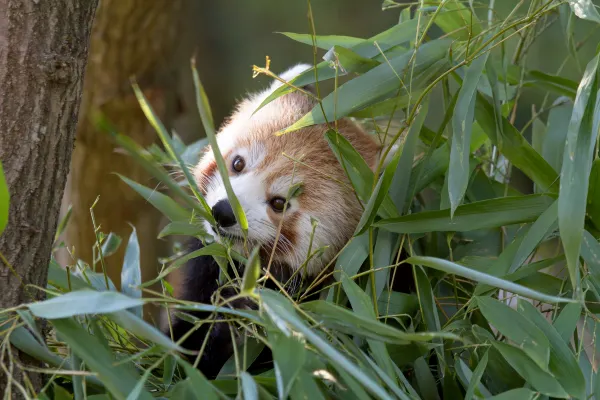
(269, 197), (287, 212)
(232, 156), (245, 172)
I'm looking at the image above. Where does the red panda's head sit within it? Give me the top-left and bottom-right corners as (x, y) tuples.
(193, 65), (382, 277)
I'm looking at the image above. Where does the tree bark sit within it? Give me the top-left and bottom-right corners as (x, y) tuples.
(59, 1), (204, 321)
(0, 0), (98, 396)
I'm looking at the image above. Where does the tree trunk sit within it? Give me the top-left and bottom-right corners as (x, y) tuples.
(59, 0), (204, 322)
(0, 0), (98, 396)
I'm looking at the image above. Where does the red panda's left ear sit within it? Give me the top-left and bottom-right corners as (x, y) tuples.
(271, 63), (316, 95)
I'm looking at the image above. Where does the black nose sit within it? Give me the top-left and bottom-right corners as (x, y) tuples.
(212, 199), (236, 228)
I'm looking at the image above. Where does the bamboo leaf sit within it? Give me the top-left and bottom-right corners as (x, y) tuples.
(280, 32), (363, 50)
(132, 83), (212, 217)
(449, 43), (491, 216)
(192, 61), (248, 234)
(477, 296), (550, 370)
(376, 195), (554, 233)
(52, 318), (152, 399)
(389, 96), (430, 213)
(558, 52), (600, 291)
(542, 98), (573, 172)
(29, 290), (144, 319)
(260, 290), (395, 400)
(281, 39), (451, 134)
(509, 199), (558, 273)
(121, 227), (142, 318)
(260, 18), (425, 112)
(408, 256), (576, 304)
(492, 341), (568, 398)
(517, 299), (586, 399)
(241, 247), (261, 295)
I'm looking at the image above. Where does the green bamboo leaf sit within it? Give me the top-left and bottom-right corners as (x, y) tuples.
(54, 204), (72, 243)
(463, 351), (490, 400)
(407, 143), (450, 196)
(0, 161), (8, 235)
(29, 290), (144, 319)
(509, 199), (558, 273)
(302, 300), (459, 343)
(281, 39), (451, 134)
(429, 0), (482, 40)
(47, 258), (93, 292)
(553, 302), (582, 343)
(558, 53), (600, 291)
(177, 356), (222, 400)
(587, 159), (600, 231)
(527, 70), (578, 99)
(324, 129), (395, 217)
(52, 318), (152, 400)
(580, 230), (600, 285)
(354, 145), (401, 235)
(138, 242), (227, 288)
(192, 61), (248, 234)
(70, 351), (84, 400)
(375, 195), (554, 233)
(157, 221), (206, 238)
(334, 232), (369, 279)
(414, 265), (445, 371)
(98, 121), (211, 221)
(218, 339), (264, 377)
(240, 372), (259, 400)
(408, 256), (576, 304)
(242, 247), (261, 295)
(487, 388), (538, 400)
(260, 18), (424, 112)
(279, 32), (364, 50)
(532, 118), (547, 164)
(107, 310), (190, 354)
(492, 341), (568, 398)
(449, 43), (491, 216)
(342, 274), (396, 381)
(268, 327), (306, 399)
(372, 230), (396, 300)
(474, 93), (559, 193)
(389, 96), (430, 213)
(121, 227), (142, 318)
(350, 91), (423, 118)
(362, 354), (412, 400)
(567, 0), (600, 23)
(173, 303), (261, 324)
(517, 299), (586, 399)
(0, 316), (69, 372)
(542, 98), (573, 172)
(414, 357), (440, 400)
(477, 296), (550, 370)
(100, 232), (122, 259)
(326, 45), (381, 74)
(291, 371), (327, 400)
(162, 354), (176, 388)
(260, 290), (395, 400)
(132, 83), (211, 217)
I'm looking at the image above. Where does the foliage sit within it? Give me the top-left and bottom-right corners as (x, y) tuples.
(3, 1), (600, 399)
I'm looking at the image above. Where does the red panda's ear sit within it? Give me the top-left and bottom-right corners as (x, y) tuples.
(271, 64), (316, 95)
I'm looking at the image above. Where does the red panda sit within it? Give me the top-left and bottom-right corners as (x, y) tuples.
(166, 64), (388, 378)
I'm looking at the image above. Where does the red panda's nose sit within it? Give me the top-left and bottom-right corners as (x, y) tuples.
(212, 200), (237, 228)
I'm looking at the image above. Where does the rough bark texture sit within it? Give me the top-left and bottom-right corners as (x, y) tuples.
(59, 0), (203, 321)
(0, 0), (98, 395)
